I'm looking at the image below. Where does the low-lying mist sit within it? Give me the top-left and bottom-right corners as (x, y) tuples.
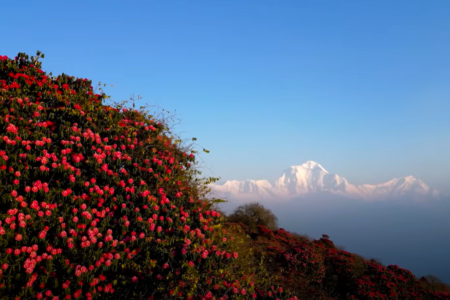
(215, 194), (450, 285)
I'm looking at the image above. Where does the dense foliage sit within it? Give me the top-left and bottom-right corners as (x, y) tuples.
(0, 52), (296, 300)
(226, 203), (278, 231)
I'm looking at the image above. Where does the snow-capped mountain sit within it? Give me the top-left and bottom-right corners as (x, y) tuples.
(210, 179), (276, 201)
(356, 176), (439, 200)
(207, 161), (440, 201)
(272, 161), (364, 198)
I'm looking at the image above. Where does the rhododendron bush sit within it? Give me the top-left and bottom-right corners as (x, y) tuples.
(0, 52), (296, 300)
(230, 223), (450, 300)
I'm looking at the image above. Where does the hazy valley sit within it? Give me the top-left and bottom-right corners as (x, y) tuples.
(207, 161), (450, 284)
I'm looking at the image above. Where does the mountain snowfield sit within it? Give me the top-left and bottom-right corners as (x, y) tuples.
(207, 161), (440, 202)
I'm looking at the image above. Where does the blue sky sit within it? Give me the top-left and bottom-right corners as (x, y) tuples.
(2, 0), (450, 193)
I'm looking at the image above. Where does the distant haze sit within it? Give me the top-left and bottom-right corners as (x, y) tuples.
(213, 194), (450, 285)
(208, 161), (450, 285)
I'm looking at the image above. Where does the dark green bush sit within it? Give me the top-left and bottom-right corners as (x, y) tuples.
(226, 202), (278, 232)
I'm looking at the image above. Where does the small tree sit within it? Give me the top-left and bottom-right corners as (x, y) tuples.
(369, 257), (384, 266)
(290, 232), (312, 243)
(226, 202), (278, 231)
(421, 275), (450, 293)
(424, 275), (444, 285)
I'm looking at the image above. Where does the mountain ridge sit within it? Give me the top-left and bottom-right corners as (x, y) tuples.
(208, 160), (440, 201)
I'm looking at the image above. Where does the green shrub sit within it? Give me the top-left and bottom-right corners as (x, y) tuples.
(226, 202), (278, 232)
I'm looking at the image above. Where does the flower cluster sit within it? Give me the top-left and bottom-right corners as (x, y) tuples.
(0, 52), (295, 300)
